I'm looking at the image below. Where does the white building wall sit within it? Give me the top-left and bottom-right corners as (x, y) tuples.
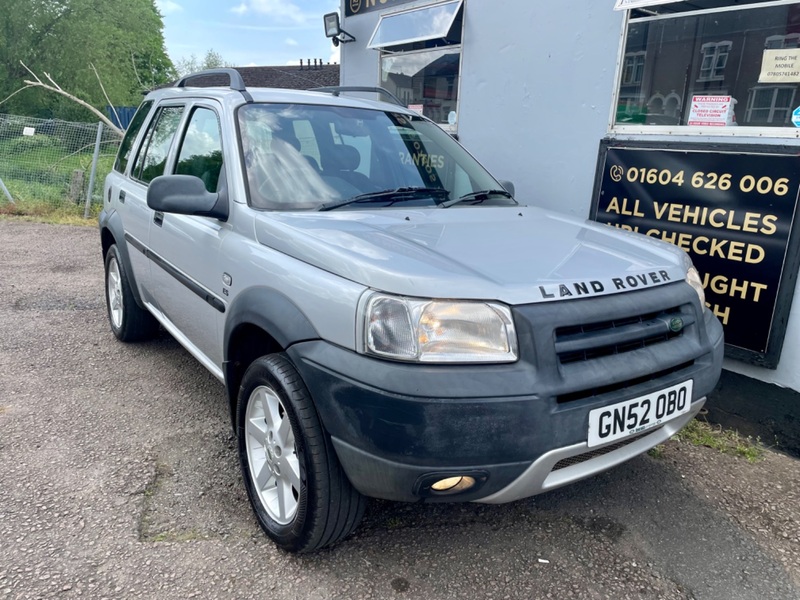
(455, 3), (622, 218)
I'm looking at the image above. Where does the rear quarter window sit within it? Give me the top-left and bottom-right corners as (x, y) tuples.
(113, 101), (153, 175)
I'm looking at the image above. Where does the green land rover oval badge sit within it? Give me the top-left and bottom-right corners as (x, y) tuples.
(669, 317), (685, 333)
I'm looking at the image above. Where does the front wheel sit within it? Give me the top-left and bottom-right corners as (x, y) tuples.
(237, 354), (365, 553)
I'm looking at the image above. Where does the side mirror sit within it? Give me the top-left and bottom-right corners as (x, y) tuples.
(499, 180), (515, 197)
(147, 174), (228, 221)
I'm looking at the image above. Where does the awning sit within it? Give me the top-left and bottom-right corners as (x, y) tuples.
(614, 0), (683, 10)
(368, 0), (462, 50)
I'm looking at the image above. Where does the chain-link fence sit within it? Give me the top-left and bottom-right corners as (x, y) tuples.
(0, 113), (121, 214)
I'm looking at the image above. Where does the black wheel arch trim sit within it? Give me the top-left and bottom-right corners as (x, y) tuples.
(223, 287), (320, 357)
(99, 209), (147, 310)
(222, 287), (321, 430)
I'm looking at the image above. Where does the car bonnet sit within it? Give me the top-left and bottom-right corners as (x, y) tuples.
(253, 205), (687, 305)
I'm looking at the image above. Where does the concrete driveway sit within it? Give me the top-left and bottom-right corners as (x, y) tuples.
(0, 220), (797, 600)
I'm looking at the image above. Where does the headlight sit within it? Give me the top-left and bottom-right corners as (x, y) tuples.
(361, 293), (518, 363)
(685, 266), (706, 311)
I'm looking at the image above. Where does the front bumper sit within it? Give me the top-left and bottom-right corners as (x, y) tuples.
(287, 283), (724, 503)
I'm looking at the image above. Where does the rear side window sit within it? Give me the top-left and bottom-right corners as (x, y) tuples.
(113, 101), (153, 174)
(175, 107), (223, 192)
(131, 106), (184, 184)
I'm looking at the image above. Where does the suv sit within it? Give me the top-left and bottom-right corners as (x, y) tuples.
(99, 69), (723, 553)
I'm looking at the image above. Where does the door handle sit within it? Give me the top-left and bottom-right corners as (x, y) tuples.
(153, 211), (164, 227)
(119, 190), (126, 204)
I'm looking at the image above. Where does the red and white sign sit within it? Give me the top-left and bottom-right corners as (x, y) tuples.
(687, 95), (737, 127)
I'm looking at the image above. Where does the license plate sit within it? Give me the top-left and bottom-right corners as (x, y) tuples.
(587, 380), (693, 448)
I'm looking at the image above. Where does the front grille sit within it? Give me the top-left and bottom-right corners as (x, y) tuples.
(555, 306), (689, 365)
(551, 429), (660, 471)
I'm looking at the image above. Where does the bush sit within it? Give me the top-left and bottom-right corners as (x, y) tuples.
(6, 134), (62, 155)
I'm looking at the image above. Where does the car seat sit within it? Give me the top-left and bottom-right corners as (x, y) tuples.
(320, 145), (374, 191)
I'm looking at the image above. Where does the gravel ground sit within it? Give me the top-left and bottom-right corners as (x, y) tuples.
(0, 219), (798, 600)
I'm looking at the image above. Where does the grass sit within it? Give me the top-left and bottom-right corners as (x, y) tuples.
(0, 202), (101, 225)
(674, 418), (764, 463)
(386, 517), (404, 530)
(0, 134), (115, 224)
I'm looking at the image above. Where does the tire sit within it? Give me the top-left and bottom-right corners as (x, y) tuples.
(237, 354), (366, 553)
(104, 244), (158, 342)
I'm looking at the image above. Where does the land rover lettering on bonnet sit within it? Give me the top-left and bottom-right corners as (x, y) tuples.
(99, 70), (724, 553)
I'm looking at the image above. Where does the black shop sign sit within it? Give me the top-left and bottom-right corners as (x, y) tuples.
(346, 0), (417, 17)
(591, 140), (800, 368)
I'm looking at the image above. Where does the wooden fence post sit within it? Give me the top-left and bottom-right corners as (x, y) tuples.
(69, 169), (85, 203)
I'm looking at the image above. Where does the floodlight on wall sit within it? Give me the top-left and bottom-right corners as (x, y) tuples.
(323, 12), (355, 47)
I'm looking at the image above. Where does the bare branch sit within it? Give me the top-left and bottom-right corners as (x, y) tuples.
(43, 71), (63, 92)
(91, 62), (120, 127)
(0, 84), (35, 108)
(130, 51), (145, 90)
(19, 61), (43, 85)
(19, 61), (123, 137)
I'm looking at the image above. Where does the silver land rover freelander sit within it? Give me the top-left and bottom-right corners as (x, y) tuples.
(99, 69), (724, 553)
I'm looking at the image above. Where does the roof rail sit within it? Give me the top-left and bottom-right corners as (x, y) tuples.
(174, 68), (253, 103)
(311, 86), (405, 107)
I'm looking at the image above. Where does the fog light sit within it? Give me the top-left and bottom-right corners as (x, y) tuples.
(430, 476), (476, 493)
(414, 471), (488, 498)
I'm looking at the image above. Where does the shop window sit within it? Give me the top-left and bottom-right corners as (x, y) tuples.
(614, 1), (800, 131)
(381, 48), (460, 129)
(369, 1), (463, 132)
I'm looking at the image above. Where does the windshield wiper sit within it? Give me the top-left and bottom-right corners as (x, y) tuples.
(439, 189), (515, 208)
(318, 187), (450, 211)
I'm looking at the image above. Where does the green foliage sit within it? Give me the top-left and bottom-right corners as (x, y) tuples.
(6, 134), (60, 154)
(675, 418), (764, 463)
(174, 49), (233, 77)
(0, 0), (175, 121)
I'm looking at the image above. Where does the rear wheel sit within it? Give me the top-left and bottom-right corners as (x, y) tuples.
(237, 354), (366, 553)
(104, 244), (158, 342)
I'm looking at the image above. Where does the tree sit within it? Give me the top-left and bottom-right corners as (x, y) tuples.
(174, 49), (233, 77)
(0, 0), (175, 121)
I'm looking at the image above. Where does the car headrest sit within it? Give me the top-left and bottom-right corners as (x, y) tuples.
(322, 144), (361, 172)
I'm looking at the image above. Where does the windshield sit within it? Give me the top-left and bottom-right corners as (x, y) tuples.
(237, 103), (508, 211)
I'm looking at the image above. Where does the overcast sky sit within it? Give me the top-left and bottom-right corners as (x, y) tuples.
(156, 0), (342, 67)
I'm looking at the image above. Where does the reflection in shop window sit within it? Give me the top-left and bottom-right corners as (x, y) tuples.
(746, 86), (797, 124)
(698, 42), (732, 82)
(623, 52), (646, 85)
(765, 33), (800, 48)
(614, 2), (800, 129)
(381, 48), (460, 129)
